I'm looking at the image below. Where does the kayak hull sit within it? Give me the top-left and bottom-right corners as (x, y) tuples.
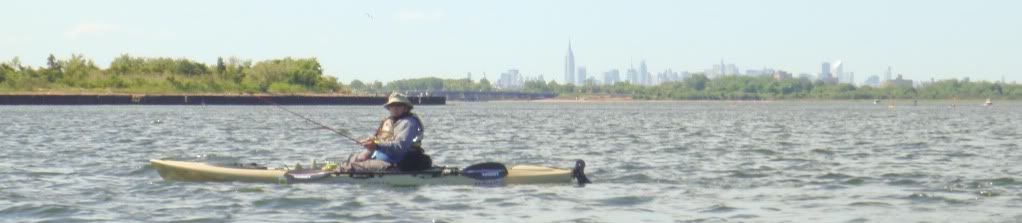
(150, 159), (580, 186)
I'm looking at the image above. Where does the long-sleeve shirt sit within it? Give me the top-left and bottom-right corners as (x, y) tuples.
(371, 115), (424, 164)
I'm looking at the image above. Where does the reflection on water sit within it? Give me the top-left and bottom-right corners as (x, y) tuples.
(1, 101), (1021, 222)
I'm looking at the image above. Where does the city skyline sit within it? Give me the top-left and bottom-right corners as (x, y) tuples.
(2, 0), (1020, 83)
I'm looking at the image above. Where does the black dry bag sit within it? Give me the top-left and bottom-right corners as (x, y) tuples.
(397, 147), (432, 171)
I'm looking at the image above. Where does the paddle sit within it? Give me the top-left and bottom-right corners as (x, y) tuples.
(446, 161), (591, 186)
(461, 162), (509, 180)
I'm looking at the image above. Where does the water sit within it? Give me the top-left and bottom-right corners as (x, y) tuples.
(2, 101), (1021, 222)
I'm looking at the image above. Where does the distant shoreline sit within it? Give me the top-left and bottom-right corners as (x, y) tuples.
(484, 97), (1003, 104)
(0, 91), (1009, 105)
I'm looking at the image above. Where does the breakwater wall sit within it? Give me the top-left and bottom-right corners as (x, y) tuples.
(0, 94), (446, 105)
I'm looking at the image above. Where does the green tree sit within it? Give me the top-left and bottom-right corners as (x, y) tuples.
(46, 54), (61, 72)
(0, 64), (11, 83)
(215, 57), (227, 75)
(478, 78), (492, 91)
(42, 54), (64, 82)
(350, 80), (366, 90)
(684, 74), (709, 91)
(60, 54), (99, 86)
(109, 54), (143, 74)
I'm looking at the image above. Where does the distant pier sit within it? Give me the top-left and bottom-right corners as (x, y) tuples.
(0, 94), (446, 105)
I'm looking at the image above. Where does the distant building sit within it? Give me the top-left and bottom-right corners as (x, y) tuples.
(916, 77), (936, 88)
(864, 75), (881, 87)
(639, 60), (650, 86)
(564, 42), (575, 85)
(496, 69), (524, 89)
(884, 66), (892, 81)
(746, 68), (776, 77)
(798, 73), (814, 80)
(603, 69), (620, 85)
(656, 69), (681, 85)
(707, 60), (740, 78)
(576, 67), (587, 85)
(832, 60), (844, 83)
(772, 70), (792, 80)
(820, 62), (832, 82)
(626, 67), (639, 84)
(883, 74), (913, 88)
(746, 69), (762, 77)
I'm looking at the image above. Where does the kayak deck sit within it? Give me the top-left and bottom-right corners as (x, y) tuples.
(150, 159), (589, 186)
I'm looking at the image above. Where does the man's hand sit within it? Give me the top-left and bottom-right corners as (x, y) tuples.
(360, 140), (377, 150)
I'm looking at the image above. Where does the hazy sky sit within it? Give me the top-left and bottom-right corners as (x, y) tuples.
(2, 0), (1020, 83)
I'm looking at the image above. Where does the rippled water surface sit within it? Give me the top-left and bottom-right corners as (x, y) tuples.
(2, 101), (1022, 222)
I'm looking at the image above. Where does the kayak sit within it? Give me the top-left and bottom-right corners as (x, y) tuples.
(150, 159), (590, 186)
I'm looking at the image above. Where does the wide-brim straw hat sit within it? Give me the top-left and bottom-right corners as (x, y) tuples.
(384, 92), (413, 108)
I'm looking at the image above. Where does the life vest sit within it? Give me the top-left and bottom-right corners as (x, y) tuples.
(372, 113), (431, 171)
(373, 113), (423, 148)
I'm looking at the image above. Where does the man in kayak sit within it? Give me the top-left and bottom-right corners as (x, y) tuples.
(345, 92), (428, 171)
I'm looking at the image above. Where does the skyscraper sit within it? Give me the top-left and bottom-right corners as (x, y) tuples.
(656, 69), (680, 85)
(709, 59), (740, 78)
(626, 67), (639, 84)
(832, 60), (844, 83)
(884, 66), (892, 81)
(564, 42), (575, 85)
(603, 69), (620, 85)
(496, 69), (524, 89)
(639, 60), (649, 86)
(577, 67), (587, 85)
(820, 62), (832, 82)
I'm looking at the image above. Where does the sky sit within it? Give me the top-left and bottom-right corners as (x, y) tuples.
(2, 0), (1020, 83)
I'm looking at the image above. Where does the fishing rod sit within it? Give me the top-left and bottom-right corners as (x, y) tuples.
(254, 95), (359, 143)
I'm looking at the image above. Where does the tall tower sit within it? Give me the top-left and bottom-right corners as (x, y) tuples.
(820, 62), (832, 82)
(564, 41), (575, 85)
(577, 67), (587, 85)
(832, 60), (844, 83)
(639, 60), (648, 85)
(720, 59), (726, 76)
(884, 66), (892, 81)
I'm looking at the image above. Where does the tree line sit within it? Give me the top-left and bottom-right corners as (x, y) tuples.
(0, 54), (343, 94)
(3, 54), (1018, 99)
(370, 74), (1022, 100)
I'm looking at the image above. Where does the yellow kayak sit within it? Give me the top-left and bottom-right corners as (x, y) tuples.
(150, 159), (590, 186)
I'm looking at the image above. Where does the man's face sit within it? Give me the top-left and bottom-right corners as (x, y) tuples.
(387, 104), (407, 117)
